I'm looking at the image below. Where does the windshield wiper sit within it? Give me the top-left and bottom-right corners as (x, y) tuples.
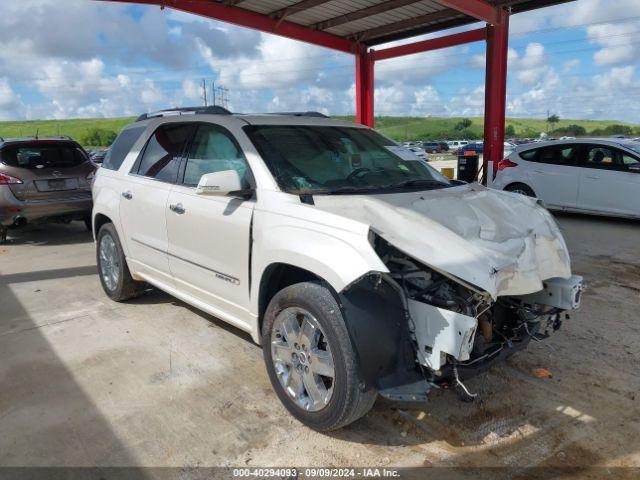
(384, 179), (451, 190)
(323, 185), (389, 195)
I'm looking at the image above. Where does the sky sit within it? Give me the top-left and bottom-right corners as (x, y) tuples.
(1, 0), (640, 122)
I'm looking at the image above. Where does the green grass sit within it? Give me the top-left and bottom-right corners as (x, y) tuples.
(0, 117), (136, 147)
(1, 115), (638, 147)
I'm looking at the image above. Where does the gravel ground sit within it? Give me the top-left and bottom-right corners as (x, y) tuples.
(0, 213), (638, 476)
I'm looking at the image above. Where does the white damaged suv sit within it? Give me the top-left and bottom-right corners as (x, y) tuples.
(92, 107), (583, 431)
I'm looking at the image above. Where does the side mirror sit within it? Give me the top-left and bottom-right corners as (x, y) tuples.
(628, 164), (640, 173)
(195, 170), (250, 196)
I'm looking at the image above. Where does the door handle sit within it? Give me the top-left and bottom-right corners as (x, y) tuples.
(169, 203), (185, 214)
(122, 191), (132, 200)
(586, 175), (600, 179)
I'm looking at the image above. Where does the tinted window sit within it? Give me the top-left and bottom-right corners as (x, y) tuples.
(182, 125), (249, 188)
(585, 145), (614, 167)
(582, 145), (640, 171)
(1, 144), (85, 169)
(519, 149), (537, 160)
(102, 126), (145, 171)
(136, 124), (196, 182)
(531, 145), (578, 165)
(621, 153), (640, 167)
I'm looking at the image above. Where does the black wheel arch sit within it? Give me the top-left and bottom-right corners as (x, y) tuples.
(93, 213), (113, 239)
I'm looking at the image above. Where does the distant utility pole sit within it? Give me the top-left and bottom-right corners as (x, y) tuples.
(211, 81), (216, 106)
(202, 79), (208, 107)
(218, 86), (229, 109)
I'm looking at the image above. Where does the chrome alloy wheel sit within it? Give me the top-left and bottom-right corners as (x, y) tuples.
(271, 307), (335, 412)
(99, 233), (120, 292)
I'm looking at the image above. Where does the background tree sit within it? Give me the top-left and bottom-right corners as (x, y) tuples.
(455, 118), (473, 130)
(505, 124), (516, 137)
(80, 128), (118, 147)
(547, 114), (560, 133)
(552, 124), (586, 137)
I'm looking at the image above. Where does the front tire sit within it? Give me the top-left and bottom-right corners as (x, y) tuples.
(96, 223), (146, 302)
(262, 282), (377, 431)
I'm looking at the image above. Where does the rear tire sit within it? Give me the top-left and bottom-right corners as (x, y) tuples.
(262, 281), (377, 431)
(505, 182), (536, 197)
(96, 223), (146, 302)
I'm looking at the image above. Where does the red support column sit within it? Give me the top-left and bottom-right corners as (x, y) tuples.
(482, 8), (509, 185)
(356, 50), (374, 127)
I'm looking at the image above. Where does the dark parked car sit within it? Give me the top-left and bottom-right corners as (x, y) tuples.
(455, 142), (484, 156)
(438, 141), (449, 152)
(0, 137), (95, 242)
(422, 141), (443, 153)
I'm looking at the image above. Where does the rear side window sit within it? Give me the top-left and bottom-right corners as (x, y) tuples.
(134, 123), (196, 183)
(523, 145), (578, 165)
(102, 126), (146, 171)
(0, 144), (86, 169)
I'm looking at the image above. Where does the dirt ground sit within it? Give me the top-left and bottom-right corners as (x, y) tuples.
(0, 213), (639, 475)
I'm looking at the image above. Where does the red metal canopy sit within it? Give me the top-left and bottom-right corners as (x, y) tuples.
(93, 0), (574, 183)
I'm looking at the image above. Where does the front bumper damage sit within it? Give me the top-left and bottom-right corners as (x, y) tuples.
(339, 272), (584, 403)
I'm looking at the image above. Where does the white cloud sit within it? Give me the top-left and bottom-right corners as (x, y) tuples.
(0, 78), (23, 120)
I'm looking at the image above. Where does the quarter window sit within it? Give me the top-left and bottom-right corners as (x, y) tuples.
(182, 124), (249, 188)
(102, 126), (145, 171)
(135, 123), (196, 182)
(519, 149), (537, 160)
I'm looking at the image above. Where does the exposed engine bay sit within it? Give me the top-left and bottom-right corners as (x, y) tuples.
(372, 235), (584, 388)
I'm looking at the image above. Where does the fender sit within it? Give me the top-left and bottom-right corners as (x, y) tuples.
(250, 205), (386, 316)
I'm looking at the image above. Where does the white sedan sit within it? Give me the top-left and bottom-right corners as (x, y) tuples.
(492, 138), (640, 219)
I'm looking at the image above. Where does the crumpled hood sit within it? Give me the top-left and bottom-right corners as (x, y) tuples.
(313, 183), (571, 298)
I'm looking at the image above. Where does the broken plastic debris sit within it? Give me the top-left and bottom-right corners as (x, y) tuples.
(533, 368), (553, 378)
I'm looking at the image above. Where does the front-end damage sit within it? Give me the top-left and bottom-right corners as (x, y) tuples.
(339, 235), (584, 402)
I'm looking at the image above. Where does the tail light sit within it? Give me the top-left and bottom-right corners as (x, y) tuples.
(0, 173), (23, 185)
(86, 168), (99, 188)
(497, 159), (518, 171)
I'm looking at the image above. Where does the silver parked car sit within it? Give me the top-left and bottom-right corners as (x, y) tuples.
(492, 138), (640, 219)
(0, 137), (96, 242)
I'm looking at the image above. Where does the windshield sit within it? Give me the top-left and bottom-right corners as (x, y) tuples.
(244, 125), (451, 194)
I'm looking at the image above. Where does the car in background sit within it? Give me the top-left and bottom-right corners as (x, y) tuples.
(408, 146), (428, 160)
(90, 148), (109, 165)
(0, 137), (95, 242)
(421, 141), (443, 153)
(504, 141), (516, 158)
(454, 142), (484, 156)
(492, 138), (640, 219)
(447, 140), (468, 150)
(438, 141), (449, 152)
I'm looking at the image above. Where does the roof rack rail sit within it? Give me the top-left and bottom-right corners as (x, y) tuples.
(136, 106), (232, 121)
(267, 111), (328, 118)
